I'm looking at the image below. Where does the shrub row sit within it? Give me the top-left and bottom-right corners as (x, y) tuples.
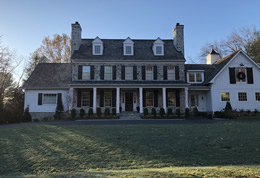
(71, 108), (117, 118)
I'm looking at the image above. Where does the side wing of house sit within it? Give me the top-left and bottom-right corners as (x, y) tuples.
(210, 51), (260, 112)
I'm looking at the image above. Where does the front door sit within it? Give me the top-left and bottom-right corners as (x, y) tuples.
(125, 92), (133, 111)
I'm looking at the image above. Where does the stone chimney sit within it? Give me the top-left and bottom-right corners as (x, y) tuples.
(71, 21), (82, 55)
(206, 49), (221, 64)
(173, 23), (184, 56)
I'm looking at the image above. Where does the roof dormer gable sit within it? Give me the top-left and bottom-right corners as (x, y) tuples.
(123, 37), (134, 56)
(92, 36), (103, 55)
(153, 37), (164, 56)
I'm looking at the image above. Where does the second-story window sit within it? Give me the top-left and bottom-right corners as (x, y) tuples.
(82, 66), (90, 80)
(105, 66), (112, 80)
(187, 71), (204, 83)
(146, 66), (153, 80)
(167, 66), (175, 80)
(125, 66), (133, 80)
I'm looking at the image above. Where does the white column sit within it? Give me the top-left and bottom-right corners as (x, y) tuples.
(139, 87), (143, 113)
(162, 87), (167, 113)
(185, 87), (189, 108)
(68, 87), (74, 111)
(93, 88), (97, 113)
(116, 87), (120, 113)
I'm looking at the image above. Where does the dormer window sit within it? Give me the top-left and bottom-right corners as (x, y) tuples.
(153, 38), (164, 56)
(92, 37), (103, 55)
(123, 37), (134, 56)
(187, 70), (204, 83)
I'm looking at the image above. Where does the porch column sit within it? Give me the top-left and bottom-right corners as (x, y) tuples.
(93, 87), (97, 113)
(162, 87), (167, 113)
(185, 87), (188, 108)
(68, 87), (74, 111)
(139, 87), (143, 113)
(116, 87), (120, 113)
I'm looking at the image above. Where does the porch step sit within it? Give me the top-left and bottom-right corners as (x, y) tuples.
(120, 112), (142, 120)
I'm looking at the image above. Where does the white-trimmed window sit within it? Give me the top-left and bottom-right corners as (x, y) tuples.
(94, 45), (101, 55)
(104, 66), (112, 80)
(187, 71), (204, 83)
(123, 37), (134, 56)
(125, 66), (133, 80)
(146, 66), (153, 80)
(146, 91), (153, 107)
(82, 91), (90, 106)
(167, 66), (175, 80)
(156, 46), (162, 55)
(125, 46), (132, 55)
(168, 92), (175, 106)
(92, 37), (103, 55)
(82, 66), (90, 80)
(104, 91), (112, 107)
(256, 92), (260, 101)
(153, 38), (164, 56)
(235, 68), (246, 82)
(238, 92), (247, 101)
(43, 94), (57, 104)
(221, 92), (230, 101)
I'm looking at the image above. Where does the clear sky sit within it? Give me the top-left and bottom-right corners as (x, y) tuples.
(1, 0), (260, 64)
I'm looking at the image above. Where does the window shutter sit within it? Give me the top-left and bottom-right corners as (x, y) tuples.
(112, 89), (116, 107)
(175, 66), (179, 80)
(154, 90), (158, 107)
(143, 90), (146, 107)
(90, 66), (94, 80)
(166, 89), (168, 107)
(38, 93), (42, 105)
(90, 89), (93, 107)
(78, 65), (82, 80)
(229, 68), (236, 84)
(133, 66), (137, 80)
(142, 66), (146, 80)
(121, 66), (125, 80)
(77, 90), (81, 107)
(100, 90), (104, 107)
(153, 66), (157, 80)
(113, 66), (117, 80)
(247, 68), (254, 84)
(163, 66), (167, 80)
(176, 90), (180, 107)
(58, 93), (62, 104)
(100, 66), (104, 80)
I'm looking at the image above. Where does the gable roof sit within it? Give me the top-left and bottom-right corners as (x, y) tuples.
(23, 63), (71, 89)
(209, 48), (219, 55)
(72, 39), (185, 61)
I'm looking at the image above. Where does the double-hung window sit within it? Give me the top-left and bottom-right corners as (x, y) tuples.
(82, 92), (90, 106)
(104, 91), (112, 106)
(104, 66), (112, 80)
(256, 92), (260, 101)
(146, 66), (153, 80)
(146, 91), (153, 107)
(125, 66), (133, 80)
(155, 46), (162, 55)
(125, 46), (132, 55)
(82, 66), (90, 80)
(221, 92), (230, 101)
(235, 68), (246, 82)
(168, 92), (175, 106)
(167, 66), (175, 80)
(238, 92), (247, 101)
(187, 72), (204, 83)
(43, 94), (57, 104)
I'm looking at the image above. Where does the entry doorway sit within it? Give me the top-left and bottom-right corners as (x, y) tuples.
(125, 92), (133, 111)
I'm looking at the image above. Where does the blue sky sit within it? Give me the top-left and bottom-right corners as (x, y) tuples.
(1, 0), (260, 64)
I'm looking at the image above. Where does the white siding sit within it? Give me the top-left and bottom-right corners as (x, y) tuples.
(24, 90), (69, 112)
(211, 53), (260, 112)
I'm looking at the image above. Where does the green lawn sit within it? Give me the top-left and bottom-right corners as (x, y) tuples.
(0, 122), (260, 177)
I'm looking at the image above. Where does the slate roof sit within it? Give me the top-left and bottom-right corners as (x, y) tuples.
(72, 39), (185, 61)
(185, 50), (240, 85)
(23, 63), (71, 89)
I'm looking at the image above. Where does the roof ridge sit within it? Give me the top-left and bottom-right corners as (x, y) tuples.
(214, 50), (240, 64)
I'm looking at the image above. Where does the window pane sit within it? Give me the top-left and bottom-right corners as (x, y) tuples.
(125, 66), (133, 80)
(94, 45), (101, 54)
(156, 46), (162, 54)
(256, 92), (260, 101)
(196, 73), (202, 82)
(43, 94), (57, 104)
(82, 92), (90, 106)
(235, 68), (246, 82)
(82, 66), (90, 80)
(168, 92), (175, 106)
(167, 66), (175, 80)
(221, 92), (230, 101)
(146, 66), (153, 80)
(146, 91), (153, 107)
(125, 46), (132, 54)
(104, 91), (112, 106)
(105, 66), (112, 80)
(189, 73), (195, 82)
(238, 92), (247, 101)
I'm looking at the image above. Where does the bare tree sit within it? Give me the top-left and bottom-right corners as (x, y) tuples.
(36, 33), (71, 63)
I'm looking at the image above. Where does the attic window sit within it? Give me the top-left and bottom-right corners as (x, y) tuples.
(92, 37), (103, 55)
(153, 38), (164, 56)
(94, 45), (101, 55)
(156, 46), (162, 55)
(125, 46), (132, 55)
(123, 37), (134, 56)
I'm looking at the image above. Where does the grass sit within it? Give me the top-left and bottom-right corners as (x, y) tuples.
(0, 122), (260, 177)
